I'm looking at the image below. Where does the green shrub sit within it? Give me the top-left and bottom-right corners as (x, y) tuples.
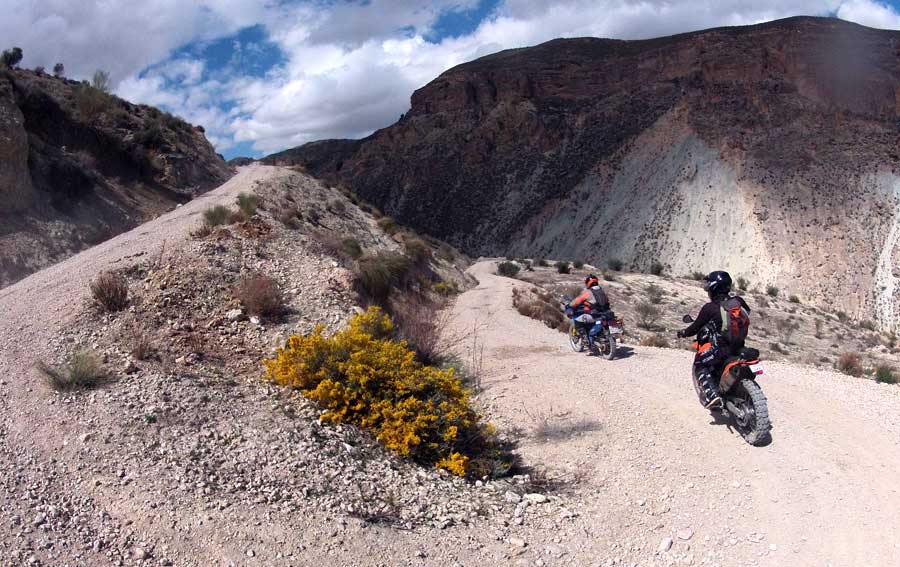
(1, 47), (23, 68)
(37, 349), (107, 391)
(236, 192), (260, 218)
(341, 238), (363, 259)
(607, 258), (624, 271)
(264, 308), (505, 477)
(766, 285), (779, 298)
(736, 276), (749, 291)
(875, 364), (897, 384)
(555, 261), (571, 274)
(836, 352), (863, 377)
(836, 311), (849, 323)
(52, 62), (64, 77)
(90, 271), (128, 312)
(354, 253), (413, 302)
(135, 118), (165, 148)
(649, 261), (664, 276)
(859, 320), (877, 332)
(789, 295), (801, 304)
(537, 259), (549, 267)
(203, 205), (231, 227)
(691, 271), (705, 281)
(496, 261), (520, 277)
(573, 260), (584, 269)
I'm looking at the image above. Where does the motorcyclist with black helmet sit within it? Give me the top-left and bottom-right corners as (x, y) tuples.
(677, 271), (751, 408)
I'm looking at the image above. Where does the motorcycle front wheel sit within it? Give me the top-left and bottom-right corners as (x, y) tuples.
(569, 324), (585, 352)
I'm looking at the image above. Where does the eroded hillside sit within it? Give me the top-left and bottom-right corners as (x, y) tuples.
(0, 67), (233, 288)
(268, 16), (900, 331)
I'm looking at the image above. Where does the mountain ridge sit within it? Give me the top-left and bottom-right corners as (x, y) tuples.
(264, 15), (900, 330)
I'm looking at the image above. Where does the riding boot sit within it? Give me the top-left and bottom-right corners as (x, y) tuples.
(698, 369), (722, 409)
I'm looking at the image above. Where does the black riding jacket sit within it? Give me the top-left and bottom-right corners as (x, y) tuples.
(681, 295), (751, 346)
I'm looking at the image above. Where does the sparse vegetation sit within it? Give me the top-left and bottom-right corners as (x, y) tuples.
(645, 283), (664, 304)
(512, 287), (567, 332)
(52, 62), (65, 77)
(496, 261), (520, 278)
(555, 261), (571, 274)
(391, 294), (450, 366)
(264, 307), (506, 478)
(573, 260), (584, 269)
(649, 261), (664, 276)
(789, 295), (801, 304)
(607, 258), (623, 271)
(875, 364), (898, 384)
(203, 205), (232, 227)
(775, 319), (800, 345)
(635, 301), (661, 330)
(236, 192), (260, 218)
(836, 311), (848, 323)
(90, 271), (129, 312)
(91, 69), (111, 93)
(736, 276), (749, 291)
(377, 217), (399, 235)
(640, 334), (670, 348)
(37, 349), (107, 392)
(328, 198), (347, 215)
(129, 329), (154, 361)
(537, 258), (548, 267)
(402, 237), (431, 266)
(836, 352), (864, 377)
(74, 84), (112, 121)
(814, 319), (824, 339)
(234, 274), (284, 319)
(354, 253), (413, 303)
(691, 271), (705, 281)
(859, 320), (877, 332)
(766, 285), (779, 298)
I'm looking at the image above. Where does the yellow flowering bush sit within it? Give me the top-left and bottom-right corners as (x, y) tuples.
(264, 307), (497, 477)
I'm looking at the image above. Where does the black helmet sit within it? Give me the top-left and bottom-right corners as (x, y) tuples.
(703, 271), (732, 299)
(585, 274), (599, 288)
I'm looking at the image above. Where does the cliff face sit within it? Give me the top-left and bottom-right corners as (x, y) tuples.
(275, 17), (900, 329)
(0, 68), (233, 287)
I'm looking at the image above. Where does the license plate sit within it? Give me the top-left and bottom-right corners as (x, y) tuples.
(749, 363), (764, 375)
(609, 325), (623, 334)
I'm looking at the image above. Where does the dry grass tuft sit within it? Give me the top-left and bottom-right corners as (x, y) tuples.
(90, 271), (129, 312)
(37, 349), (108, 391)
(836, 352), (863, 377)
(234, 274), (284, 318)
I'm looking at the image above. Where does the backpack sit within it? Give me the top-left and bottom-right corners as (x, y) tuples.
(590, 286), (610, 313)
(718, 296), (750, 344)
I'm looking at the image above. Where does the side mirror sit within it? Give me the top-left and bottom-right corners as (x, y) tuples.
(682, 314), (694, 324)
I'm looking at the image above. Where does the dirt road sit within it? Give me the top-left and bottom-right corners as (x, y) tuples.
(447, 260), (900, 566)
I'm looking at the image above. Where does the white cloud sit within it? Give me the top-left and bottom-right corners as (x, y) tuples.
(836, 0), (900, 28)
(6, 1), (900, 157)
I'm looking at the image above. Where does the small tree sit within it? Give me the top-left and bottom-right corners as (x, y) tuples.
(1, 47), (23, 68)
(91, 69), (111, 93)
(53, 62), (65, 77)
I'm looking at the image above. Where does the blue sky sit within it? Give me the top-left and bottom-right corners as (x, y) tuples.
(5, 0), (900, 159)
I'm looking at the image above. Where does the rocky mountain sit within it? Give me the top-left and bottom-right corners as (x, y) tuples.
(269, 16), (900, 331)
(0, 67), (233, 288)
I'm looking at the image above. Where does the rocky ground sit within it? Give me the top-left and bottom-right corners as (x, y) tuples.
(3, 167), (899, 566)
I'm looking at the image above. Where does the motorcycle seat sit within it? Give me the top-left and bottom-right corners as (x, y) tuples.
(739, 347), (760, 361)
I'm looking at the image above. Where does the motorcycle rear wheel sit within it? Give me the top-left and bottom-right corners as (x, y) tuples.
(733, 379), (772, 446)
(605, 334), (617, 360)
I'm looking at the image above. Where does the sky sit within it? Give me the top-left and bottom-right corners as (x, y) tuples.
(4, 0), (900, 159)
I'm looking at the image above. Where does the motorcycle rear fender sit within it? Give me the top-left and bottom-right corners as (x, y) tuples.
(719, 360), (759, 392)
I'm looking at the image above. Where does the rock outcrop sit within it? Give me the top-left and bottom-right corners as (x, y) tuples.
(0, 68), (233, 288)
(275, 16), (900, 329)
